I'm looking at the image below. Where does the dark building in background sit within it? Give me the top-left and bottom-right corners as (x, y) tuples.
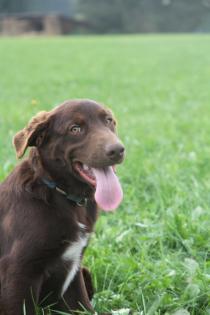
(0, 0), (88, 35)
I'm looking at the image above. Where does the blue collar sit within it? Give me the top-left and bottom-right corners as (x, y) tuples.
(42, 178), (87, 207)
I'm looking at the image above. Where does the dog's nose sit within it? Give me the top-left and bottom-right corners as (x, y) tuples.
(106, 143), (125, 162)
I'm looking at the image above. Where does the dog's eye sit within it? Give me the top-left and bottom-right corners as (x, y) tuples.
(70, 125), (81, 135)
(106, 117), (113, 125)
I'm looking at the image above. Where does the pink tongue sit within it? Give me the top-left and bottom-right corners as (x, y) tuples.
(92, 166), (123, 211)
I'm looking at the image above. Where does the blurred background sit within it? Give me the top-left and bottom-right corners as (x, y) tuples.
(1, 0), (210, 36)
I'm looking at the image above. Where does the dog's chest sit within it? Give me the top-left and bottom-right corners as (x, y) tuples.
(61, 223), (89, 296)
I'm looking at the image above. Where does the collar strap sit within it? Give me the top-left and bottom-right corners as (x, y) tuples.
(42, 178), (87, 207)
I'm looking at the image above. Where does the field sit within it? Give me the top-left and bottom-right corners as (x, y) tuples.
(0, 35), (210, 315)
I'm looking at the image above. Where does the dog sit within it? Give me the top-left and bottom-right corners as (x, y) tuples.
(0, 99), (125, 315)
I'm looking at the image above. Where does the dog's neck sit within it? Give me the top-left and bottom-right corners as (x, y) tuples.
(26, 148), (94, 201)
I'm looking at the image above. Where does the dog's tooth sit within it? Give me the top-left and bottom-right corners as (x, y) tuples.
(83, 164), (89, 171)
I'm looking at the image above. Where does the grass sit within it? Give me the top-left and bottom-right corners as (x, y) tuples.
(0, 34), (210, 315)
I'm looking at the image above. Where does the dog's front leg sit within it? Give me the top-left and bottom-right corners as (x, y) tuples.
(55, 268), (94, 314)
(0, 257), (43, 315)
(56, 268), (112, 315)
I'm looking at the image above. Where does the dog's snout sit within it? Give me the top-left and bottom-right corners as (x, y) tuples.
(106, 143), (125, 162)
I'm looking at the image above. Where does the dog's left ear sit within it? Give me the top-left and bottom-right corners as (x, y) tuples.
(13, 111), (51, 159)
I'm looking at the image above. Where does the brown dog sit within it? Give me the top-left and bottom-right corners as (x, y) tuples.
(0, 99), (125, 315)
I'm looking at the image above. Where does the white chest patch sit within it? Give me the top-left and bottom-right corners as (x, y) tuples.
(61, 224), (89, 296)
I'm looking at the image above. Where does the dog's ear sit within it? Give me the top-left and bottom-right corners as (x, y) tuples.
(13, 111), (51, 159)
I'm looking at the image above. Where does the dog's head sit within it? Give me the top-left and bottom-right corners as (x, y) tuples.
(13, 99), (125, 211)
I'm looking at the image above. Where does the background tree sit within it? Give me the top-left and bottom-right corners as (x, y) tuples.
(78, 0), (210, 33)
(0, 0), (28, 13)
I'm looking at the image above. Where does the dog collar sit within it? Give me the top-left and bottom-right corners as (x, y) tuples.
(42, 178), (87, 207)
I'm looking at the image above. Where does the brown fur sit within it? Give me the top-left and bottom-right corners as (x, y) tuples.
(0, 99), (125, 315)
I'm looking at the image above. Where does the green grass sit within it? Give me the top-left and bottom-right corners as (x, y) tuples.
(1, 35), (210, 315)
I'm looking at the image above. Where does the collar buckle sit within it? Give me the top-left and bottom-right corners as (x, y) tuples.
(76, 198), (87, 207)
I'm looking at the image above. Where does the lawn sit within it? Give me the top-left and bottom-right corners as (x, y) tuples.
(0, 35), (210, 315)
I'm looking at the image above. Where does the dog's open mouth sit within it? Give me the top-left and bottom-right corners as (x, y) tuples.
(74, 162), (123, 212)
(74, 162), (96, 187)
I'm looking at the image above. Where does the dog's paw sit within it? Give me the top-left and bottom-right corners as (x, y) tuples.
(111, 309), (131, 315)
(95, 308), (132, 315)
